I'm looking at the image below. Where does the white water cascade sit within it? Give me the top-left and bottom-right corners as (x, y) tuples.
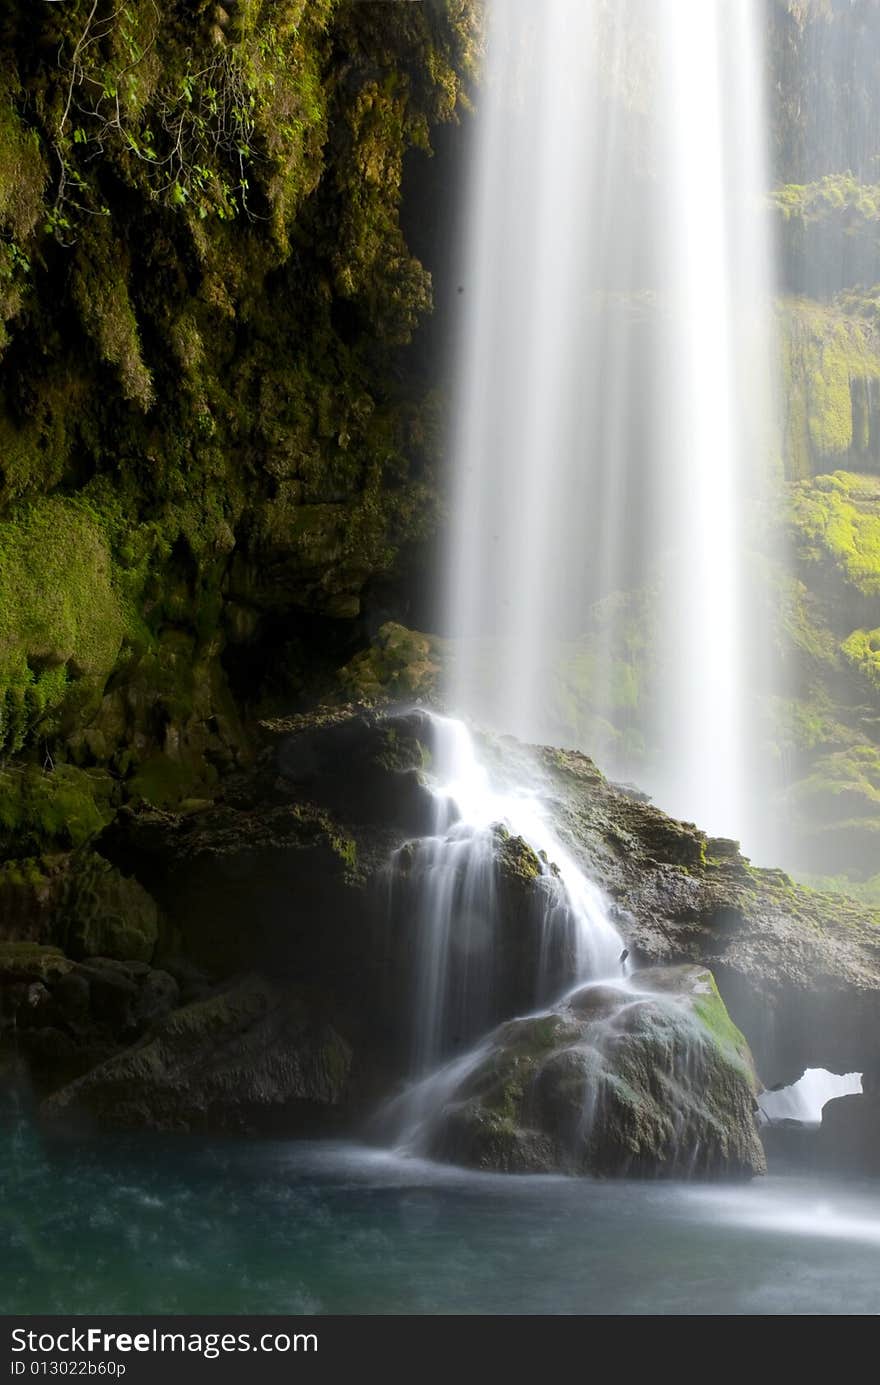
(388, 714), (622, 1077)
(378, 714), (739, 1167)
(446, 0), (780, 857)
(379, 713), (625, 1148)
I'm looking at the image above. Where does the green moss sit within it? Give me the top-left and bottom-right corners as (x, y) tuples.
(787, 743), (880, 821)
(0, 90), (45, 240)
(773, 175), (880, 229)
(841, 626), (880, 690)
(0, 941), (71, 982)
(0, 497), (130, 754)
(61, 854), (159, 964)
(71, 225), (154, 408)
(771, 691), (857, 756)
(0, 854), (47, 891)
(0, 378), (83, 509)
(796, 869), (880, 906)
(0, 77), (46, 350)
(773, 179), (880, 313)
(691, 973), (754, 1077)
(328, 831), (358, 875)
(0, 2), (476, 848)
(0, 763), (114, 856)
(791, 470), (880, 595)
(128, 753), (211, 810)
(470, 1014), (581, 1123)
(779, 298), (880, 472)
(777, 567), (841, 665)
(337, 622), (441, 704)
(494, 829), (544, 884)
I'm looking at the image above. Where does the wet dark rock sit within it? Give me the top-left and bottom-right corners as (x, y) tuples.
(269, 708), (438, 834)
(42, 974), (352, 1135)
(5, 708), (880, 1156)
(0, 942), (179, 1091)
(818, 1093), (880, 1173)
(568, 983), (631, 1021)
(95, 712), (578, 1069)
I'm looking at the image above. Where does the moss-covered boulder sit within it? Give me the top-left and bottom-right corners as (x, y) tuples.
(41, 973), (352, 1134)
(0, 941), (179, 1093)
(58, 854), (159, 964)
(337, 622), (442, 704)
(0, 848), (158, 963)
(418, 965), (765, 1178)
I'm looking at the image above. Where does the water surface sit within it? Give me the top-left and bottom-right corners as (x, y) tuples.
(3, 1126), (879, 1315)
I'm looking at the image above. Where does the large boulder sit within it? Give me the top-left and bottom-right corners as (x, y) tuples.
(0, 941), (180, 1091)
(415, 965), (765, 1178)
(41, 974), (352, 1135)
(0, 940), (179, 1092)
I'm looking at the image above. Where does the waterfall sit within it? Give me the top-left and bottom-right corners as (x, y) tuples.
(382, 0), (780, 1158)
(446, 0), (780, 856)
(652, 0), (778, 846)
(377, 714), (745, 1169)
(378, 712), (624, 1148)
(387, 714), (622, 1076)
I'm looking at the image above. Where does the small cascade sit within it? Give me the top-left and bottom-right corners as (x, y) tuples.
(385, 715), (622, 1080)
(375, 714), (763, 1174)
(376, 717), (764, 1178)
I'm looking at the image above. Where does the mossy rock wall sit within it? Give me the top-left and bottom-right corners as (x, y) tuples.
(0, 0), (478, 814)
(779, 297), (880, 480)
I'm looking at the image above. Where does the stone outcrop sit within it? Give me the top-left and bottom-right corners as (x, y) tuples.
(41, 974), (351, 1136)
(2, 706), (878, 1165)
(818, 1091), (880, 1174)
(528, 741), (880, 1089)
(420, 965), (765, 1178)
(0, 941), (180, 1093)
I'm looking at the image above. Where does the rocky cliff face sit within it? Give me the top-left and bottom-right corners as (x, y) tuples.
(0, 0), (477, 815)
(767, 2), (880, 891)
(4, 706), (878, 1173)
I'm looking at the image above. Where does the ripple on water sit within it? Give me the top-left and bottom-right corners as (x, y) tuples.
(3, 1131), (880, 1314)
